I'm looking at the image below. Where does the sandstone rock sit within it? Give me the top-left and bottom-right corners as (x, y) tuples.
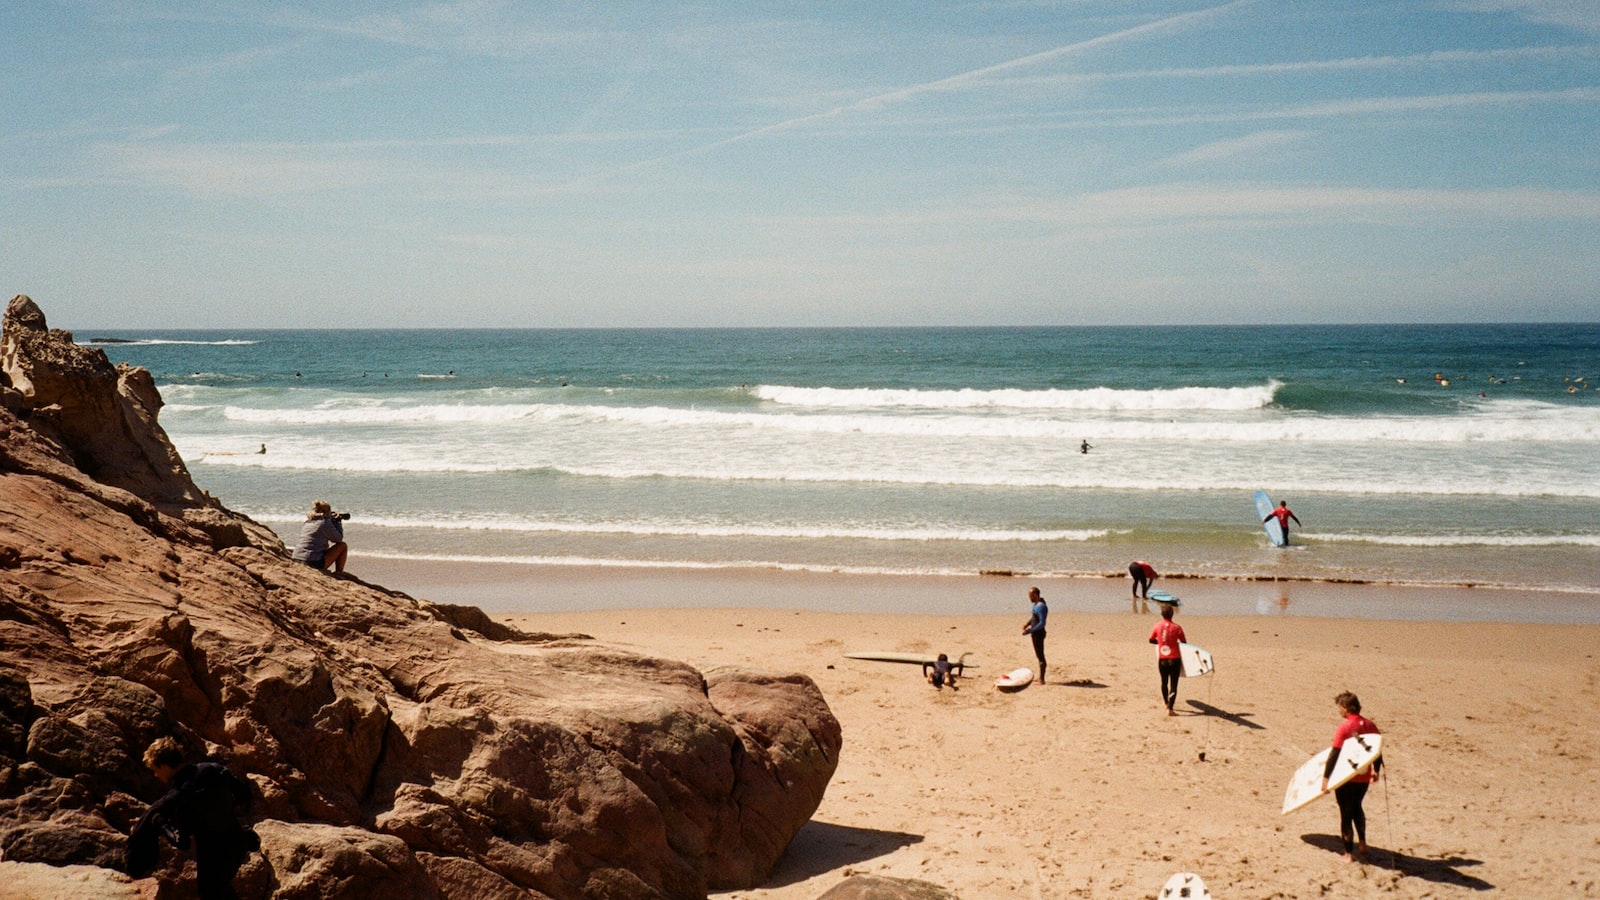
(0, 296), (842, 898)
(815, 874), (961, 900)
(0, 860), (149, 900)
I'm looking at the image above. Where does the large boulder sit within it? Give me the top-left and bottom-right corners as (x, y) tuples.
(0, 296), (841, 899)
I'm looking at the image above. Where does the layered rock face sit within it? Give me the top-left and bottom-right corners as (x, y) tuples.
(0, 296), (841, 898)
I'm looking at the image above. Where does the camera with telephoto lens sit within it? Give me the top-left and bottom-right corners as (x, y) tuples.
(322, 512), (351, 521)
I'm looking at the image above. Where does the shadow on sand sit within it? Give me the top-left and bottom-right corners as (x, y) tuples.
(1186, 699), (1265, 729)
(1299, 834), (1494, 890)
(760, 821), (924, 888)
(1054, 678), (1108, 689)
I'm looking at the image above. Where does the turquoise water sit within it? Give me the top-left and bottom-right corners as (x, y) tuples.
(89, 325), (1600, 597)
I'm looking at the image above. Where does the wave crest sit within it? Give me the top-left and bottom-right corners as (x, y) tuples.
(753, 382), (1281, 411)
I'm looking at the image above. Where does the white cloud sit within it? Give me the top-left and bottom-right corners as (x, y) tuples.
(1157, 130), (1311, 168)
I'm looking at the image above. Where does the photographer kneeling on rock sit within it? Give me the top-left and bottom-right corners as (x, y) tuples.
(291, 499), (349, 574)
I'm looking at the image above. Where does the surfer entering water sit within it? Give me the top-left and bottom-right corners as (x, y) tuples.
(1022, 587), (1048, 684)
(1321, 691), (1382, 862)
(1263, 500), (1302, 545)
(1148, 601), (1185, 716)
(1079, 439), (1092, 454)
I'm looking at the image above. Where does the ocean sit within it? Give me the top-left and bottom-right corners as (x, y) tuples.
(87, 325), (1600, 600)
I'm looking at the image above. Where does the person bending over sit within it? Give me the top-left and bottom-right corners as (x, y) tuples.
(1129, 560), (1157, 600)
(923, 653), (964, 690)
(126, 737), (258, 899)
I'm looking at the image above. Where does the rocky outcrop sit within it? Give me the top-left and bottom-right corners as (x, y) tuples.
(0, 296), (841, 899)
(0, 295), (282, 552)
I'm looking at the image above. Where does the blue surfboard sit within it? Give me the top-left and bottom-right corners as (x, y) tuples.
(1255, 490), (1286, 546)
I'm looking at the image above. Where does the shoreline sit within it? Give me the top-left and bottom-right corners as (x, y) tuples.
(361, 556), (1600, 624)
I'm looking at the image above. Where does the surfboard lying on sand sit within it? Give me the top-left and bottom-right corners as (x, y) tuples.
(1255, 489), (1286, 546)
(994, 668), (1033, 691)
(1282, 733), (1382, 814)
(1178, 642), (1214, 678)
(843, 652), (978, 668)
(1148, 589), (1179, 606)
(1159, 871), (1212, 899)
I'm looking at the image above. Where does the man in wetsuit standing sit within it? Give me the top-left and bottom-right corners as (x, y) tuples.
(1022, 586), (1049, 684)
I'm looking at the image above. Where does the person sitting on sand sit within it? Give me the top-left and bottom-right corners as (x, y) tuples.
(923, 653), (963, 690)
(1263, 500), (1303, 545)
(1022, 587), (1048, 684)
(1321, 691), (1382, 862)
(291, 500), (349, 574)
(1148, 600), (1186, 716)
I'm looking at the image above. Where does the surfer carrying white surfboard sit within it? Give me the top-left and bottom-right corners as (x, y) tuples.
(1322, 691), (1382, 862)
(1148, 601), (1186, 715)
(1021, 587), (1048, 685)
(1262, 500), (1302, 545)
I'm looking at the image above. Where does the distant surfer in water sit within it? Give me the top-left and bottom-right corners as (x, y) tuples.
(1321, 691), (1382, 862)
(1022, 587), (1048, 684)
(1148, 600), (1185, 715)
(923, 653), (963, 690)
(1128, 560), (1157, 603)
(1263, 500), (1302, 545)
(1079, 439), (1092, 454)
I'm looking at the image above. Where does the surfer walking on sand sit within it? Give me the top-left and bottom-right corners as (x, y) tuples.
(1263, 500), (1302, 545)
(1148, 600), (1185, 715)
(1321, 691), (1382, 862)
(1022, 587), (1048, 684)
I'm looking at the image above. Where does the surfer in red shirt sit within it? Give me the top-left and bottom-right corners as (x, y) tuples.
(1263, 500), (1302, 545)
(1147, 601), (1185, 715)
(1128, 560), (1157, 605)
(1321, 691), (1382, 861)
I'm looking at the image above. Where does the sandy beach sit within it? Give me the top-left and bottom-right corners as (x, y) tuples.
(360, 560), (1600, 898)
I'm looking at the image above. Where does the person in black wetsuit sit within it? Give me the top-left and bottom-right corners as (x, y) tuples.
(923, 653), (964, 689)
(126, 737), (259, 899)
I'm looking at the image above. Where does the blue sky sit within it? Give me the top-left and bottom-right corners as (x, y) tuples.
(4, 1), (1598, 328)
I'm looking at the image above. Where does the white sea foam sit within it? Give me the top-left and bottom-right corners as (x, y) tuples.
(249, 511), (1106, 543)
(86, 339), (258, 346)
(753, 382), (1281, 411)
(200, 396), (1600, 443)
(353, 550), (1013, 579)
(1322, 533), (1600, 548)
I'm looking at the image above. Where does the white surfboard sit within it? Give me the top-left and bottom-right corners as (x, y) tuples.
(994, 668), (1033, 691)
(1282, 733), (1382, 814)
(1159, 871), (1211, 899)
(1255, 489), (1286, 547)
(1178, 642), (1214, 678)
(843, 652), (977, 668)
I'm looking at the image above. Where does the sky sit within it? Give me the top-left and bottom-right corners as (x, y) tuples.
(3, 1), (1598, 329)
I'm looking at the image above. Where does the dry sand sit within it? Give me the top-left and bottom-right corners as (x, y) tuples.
(367, 561), (1600, 897)
(503, 609), (1597, 897)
